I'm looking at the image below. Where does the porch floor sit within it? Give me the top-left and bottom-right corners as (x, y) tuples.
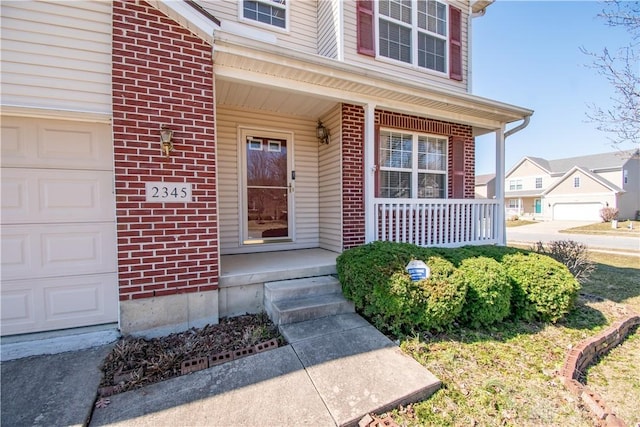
(219, 248), (339, 288)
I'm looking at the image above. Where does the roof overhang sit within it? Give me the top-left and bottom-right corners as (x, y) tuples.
(471, 0), (495, 14)
(505, 190), (545, 198)
(150, 0), (218, 45)
(212, 31), (533, 136)
(543, 166), (624, 195)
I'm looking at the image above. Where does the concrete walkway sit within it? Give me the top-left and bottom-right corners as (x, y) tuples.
(1, 314), (441, 427)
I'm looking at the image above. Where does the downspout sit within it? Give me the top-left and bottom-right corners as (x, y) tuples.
(496, 115), (532, 245)
(504, 115), (531, 139)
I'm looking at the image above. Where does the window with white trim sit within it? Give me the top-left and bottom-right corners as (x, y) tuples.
(379, 130), (447, 198)
(574, 176), (580, 188)
(378, 0), (448, 73)
(623, 169), (628, 185)
(243, 0), (286, 29)
(507, 199), (519, 209)
(509, 179), (523, 191)
(535, 177), (543, 189)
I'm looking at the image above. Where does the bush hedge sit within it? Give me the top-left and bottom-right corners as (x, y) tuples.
(337, 241), (581, 335)
(503, 252), (581, 322)
(456, 257), (512, 327)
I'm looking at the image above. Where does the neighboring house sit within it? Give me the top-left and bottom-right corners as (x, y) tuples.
(1, 0), (532, 340)
(475, 173), (496, 199)
(502, 150), (640, 221)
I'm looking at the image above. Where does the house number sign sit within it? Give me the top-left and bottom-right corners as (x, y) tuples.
(145, 182), (193, 202)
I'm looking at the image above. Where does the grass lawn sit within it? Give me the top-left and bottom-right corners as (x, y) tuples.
(506, 219), (537, 227)
(560, 220), (640, 236)
(388, 251), (640, 426)
(580, 252), (640, 426)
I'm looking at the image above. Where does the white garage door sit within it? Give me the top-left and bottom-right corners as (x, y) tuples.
(553, 203), (602, 221)
(1, 116), (118, 336)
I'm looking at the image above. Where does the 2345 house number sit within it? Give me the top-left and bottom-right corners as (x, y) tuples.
(145, 182), (193, 202)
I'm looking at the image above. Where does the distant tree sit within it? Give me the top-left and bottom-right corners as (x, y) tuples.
(582, 1), (639, 149)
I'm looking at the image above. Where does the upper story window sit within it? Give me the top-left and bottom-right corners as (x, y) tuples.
(624, 169), (628, 185)
(574, 176), (581, 188)
(357, 0), (463, 80)
(378, 0), (447, 72)
(509, 179), (523, 191)
(535, 177), (543, 189)
(378, 130), (447, 198)
(243, 0), (286, 29)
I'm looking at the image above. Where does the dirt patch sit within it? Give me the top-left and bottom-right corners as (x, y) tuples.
(99, 313), (282, 396)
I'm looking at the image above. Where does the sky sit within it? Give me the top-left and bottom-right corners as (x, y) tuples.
(472, 0), (634, 175)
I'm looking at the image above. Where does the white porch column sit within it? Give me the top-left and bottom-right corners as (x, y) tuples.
(364, 103), (376, 243)
(495, 125), (506, 245)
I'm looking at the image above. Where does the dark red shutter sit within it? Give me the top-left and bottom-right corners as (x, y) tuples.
(374, 125), (380, 197)
(357, 1), (375, 57)
(449, 5), (463, 81)
(451, 137), (465, 198)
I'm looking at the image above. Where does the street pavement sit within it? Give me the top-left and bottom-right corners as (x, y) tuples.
(507, 220), (640, 256)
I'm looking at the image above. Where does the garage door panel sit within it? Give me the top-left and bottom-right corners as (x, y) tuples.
(1, 273), (118, 336)
(553, 203), (602, 221)
(0, 232), (32, 276)
(1, 123), (33, 162)
(0, 287), (37, 331)
(1, 223), (116, 281)
(1, 116), (112, 169)
(2, 168), (114, 224)
(1, 116), (117, 336)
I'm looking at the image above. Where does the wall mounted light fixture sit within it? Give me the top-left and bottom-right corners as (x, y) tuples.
(316, 120), (330, 145)
(160, 126), (174, 157)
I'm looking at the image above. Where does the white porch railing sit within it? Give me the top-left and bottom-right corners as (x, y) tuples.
(374, 199), (501, 247)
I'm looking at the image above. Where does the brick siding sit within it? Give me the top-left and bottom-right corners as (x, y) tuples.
(112, 0), (218, 301)
(341, 104), (366, 249)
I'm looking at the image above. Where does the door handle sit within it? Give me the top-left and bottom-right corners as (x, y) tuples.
(289, 183), (294, 193)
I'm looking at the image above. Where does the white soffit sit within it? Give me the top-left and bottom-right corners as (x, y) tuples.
(212, 36), (533, 130)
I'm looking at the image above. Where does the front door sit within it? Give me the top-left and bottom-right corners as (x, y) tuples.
(535, 198), (542, 214)
(242, 130), (294, 245)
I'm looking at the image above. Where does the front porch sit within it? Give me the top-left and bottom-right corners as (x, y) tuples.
(218, 248), (339, 318)
(374, 198), (502, 247)
(217, 194), (502, 316)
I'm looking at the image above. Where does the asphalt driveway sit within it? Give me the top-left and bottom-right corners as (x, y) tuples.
(506, 221), (640, 254)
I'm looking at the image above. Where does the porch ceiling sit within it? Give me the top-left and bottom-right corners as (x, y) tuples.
(212, 34), (533, 134)
(216, 79), (337, 119)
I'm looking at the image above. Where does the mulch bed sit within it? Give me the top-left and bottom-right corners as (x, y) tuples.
(98, 313), (283, 396)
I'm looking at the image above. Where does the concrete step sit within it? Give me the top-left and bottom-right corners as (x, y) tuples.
(264, 275), (341, 303)
(267, 294), (355, 326)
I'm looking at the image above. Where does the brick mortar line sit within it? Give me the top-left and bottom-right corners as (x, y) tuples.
(559, 311), (640, 427)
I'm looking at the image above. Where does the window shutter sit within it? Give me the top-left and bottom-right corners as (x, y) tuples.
(357, 1), (375, 57)
(374, 125), (380, 197)
(451, 137), (465, 198)
(449, 5), (463, 81)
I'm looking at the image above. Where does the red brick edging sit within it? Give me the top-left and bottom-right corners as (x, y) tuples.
(560, 311), (640, 427)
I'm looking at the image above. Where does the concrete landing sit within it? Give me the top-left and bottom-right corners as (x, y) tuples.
(89, 313), (441, 426)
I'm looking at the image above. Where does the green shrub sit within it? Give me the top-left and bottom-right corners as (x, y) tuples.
(531, 240), (595, 284)
(457, 257), (512, 327)
(443, 245), (525, 266)
(503, 252), (580, 322)
(414, 257), (467, 332)
(337, 242), (465, 335)
(336, 241), (432, 311)
(355, 256), (464, 335)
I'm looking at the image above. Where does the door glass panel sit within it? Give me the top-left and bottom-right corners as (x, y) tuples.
(246, 137), (289, 241)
